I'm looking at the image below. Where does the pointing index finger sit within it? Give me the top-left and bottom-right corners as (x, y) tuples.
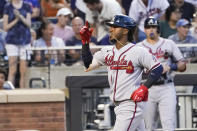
(85, 21), (90, 28)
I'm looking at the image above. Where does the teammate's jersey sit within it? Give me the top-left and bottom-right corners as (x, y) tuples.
(137, 37), (184, 79)
(93, 43), (160, 101)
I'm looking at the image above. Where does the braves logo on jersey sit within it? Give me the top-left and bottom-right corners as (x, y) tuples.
(105, 54), (134, 74)
(142, 40), (169, 60)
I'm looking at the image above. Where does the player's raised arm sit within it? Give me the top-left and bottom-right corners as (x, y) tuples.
(80, 21), (94, 70)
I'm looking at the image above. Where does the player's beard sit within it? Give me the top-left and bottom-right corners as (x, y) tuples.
(109, 31), (122, 44)
(109, 35), (117, 44)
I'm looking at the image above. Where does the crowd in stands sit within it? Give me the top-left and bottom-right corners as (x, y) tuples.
(0, 0), (197, 88)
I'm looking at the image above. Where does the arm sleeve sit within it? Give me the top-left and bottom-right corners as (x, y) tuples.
(144, 64), (163, 88)
(138, 47), (163, 88)
(82, 44), (93, 68)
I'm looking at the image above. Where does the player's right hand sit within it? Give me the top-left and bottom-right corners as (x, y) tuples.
(131, 85), (148, 102)
(80, 21), (93, 45)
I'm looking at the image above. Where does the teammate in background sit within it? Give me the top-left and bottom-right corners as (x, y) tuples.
(137, 17), (186, 131)
(80, 14), (163, 131)
(128, 0), (169, 42)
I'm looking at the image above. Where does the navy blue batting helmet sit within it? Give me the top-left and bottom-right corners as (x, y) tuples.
(144, 16), (159, 28)
(106, 15), (136, 30)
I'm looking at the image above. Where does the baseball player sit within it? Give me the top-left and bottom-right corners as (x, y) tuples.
(137, 16), (187, 131)
(80, 14), (163, 131)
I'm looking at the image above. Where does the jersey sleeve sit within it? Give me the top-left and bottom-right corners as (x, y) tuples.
(138, 47), (160, 71)
(93, 48), (107, 66)
(170, 40), (184, 62)
(128, 0), (138, 21)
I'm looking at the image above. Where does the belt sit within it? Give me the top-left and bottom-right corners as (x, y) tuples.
(114, 99), (130, 106)
(153, 79), (173, 85)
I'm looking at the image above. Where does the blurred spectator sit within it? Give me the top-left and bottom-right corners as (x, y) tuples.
(115, 0), (126, 14)
(160, 5), (182, 38)
(168, 19), (197, 63)
(53, 8), (74, 44)
(0, 29), (6, 54)
(0, 68), (15, 90)
(129, 0), (169, 42)
(0, 68), (6, 89)
(0, 0), (7, 19)
(23, 0), (41, 22)
(41, 0), (69, 17)
(190, 11), (197, 39)
(97, 34), (112, 45)
(171, 0), (195, 21)
(66, 17), (97, 65)
(71, 0), (86, 21)
(185, 0), (197, 7)
(185, 0), (197, 8)
(3, 0), (32, 88)
(30, 28), (37, 46)
(120, 0), (133, 15)
(34, 19), (65, 65)
(83, 0), (122, 41)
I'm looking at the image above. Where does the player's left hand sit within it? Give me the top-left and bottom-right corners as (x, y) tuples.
(80, 21), (93, 45)
(131, 85), (148, 102)
(162, 64), (170, 74)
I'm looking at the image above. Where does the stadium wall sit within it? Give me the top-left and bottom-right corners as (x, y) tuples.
(0, 89), (66, 131)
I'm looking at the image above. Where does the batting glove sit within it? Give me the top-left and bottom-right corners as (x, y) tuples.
(80, 21), (93, 45)
(131, 85), (148, 102)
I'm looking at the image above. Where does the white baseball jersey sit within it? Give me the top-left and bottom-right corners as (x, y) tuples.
(138, 37), (184, 80)
(93, 43), (160, 101)
(85, 0), (122, 41)
(129, 0), (169, 32)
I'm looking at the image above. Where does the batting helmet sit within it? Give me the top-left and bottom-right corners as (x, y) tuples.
(106, 15), (136, 30)
(144, 16), (160, 32)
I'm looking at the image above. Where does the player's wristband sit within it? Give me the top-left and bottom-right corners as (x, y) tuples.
(170, 63), (178, 71)
(144, 64), (163, 88)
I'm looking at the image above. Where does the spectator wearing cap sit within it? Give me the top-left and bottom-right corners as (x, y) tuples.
(53, 8), (75, 44)
(168, 19), (197, 43)
(169, 18), (197, 63)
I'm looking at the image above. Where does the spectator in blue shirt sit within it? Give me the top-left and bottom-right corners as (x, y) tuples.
(3, 0), (32, 88)
(168, 19), (197, 63)
(0, 0), (7, 19)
